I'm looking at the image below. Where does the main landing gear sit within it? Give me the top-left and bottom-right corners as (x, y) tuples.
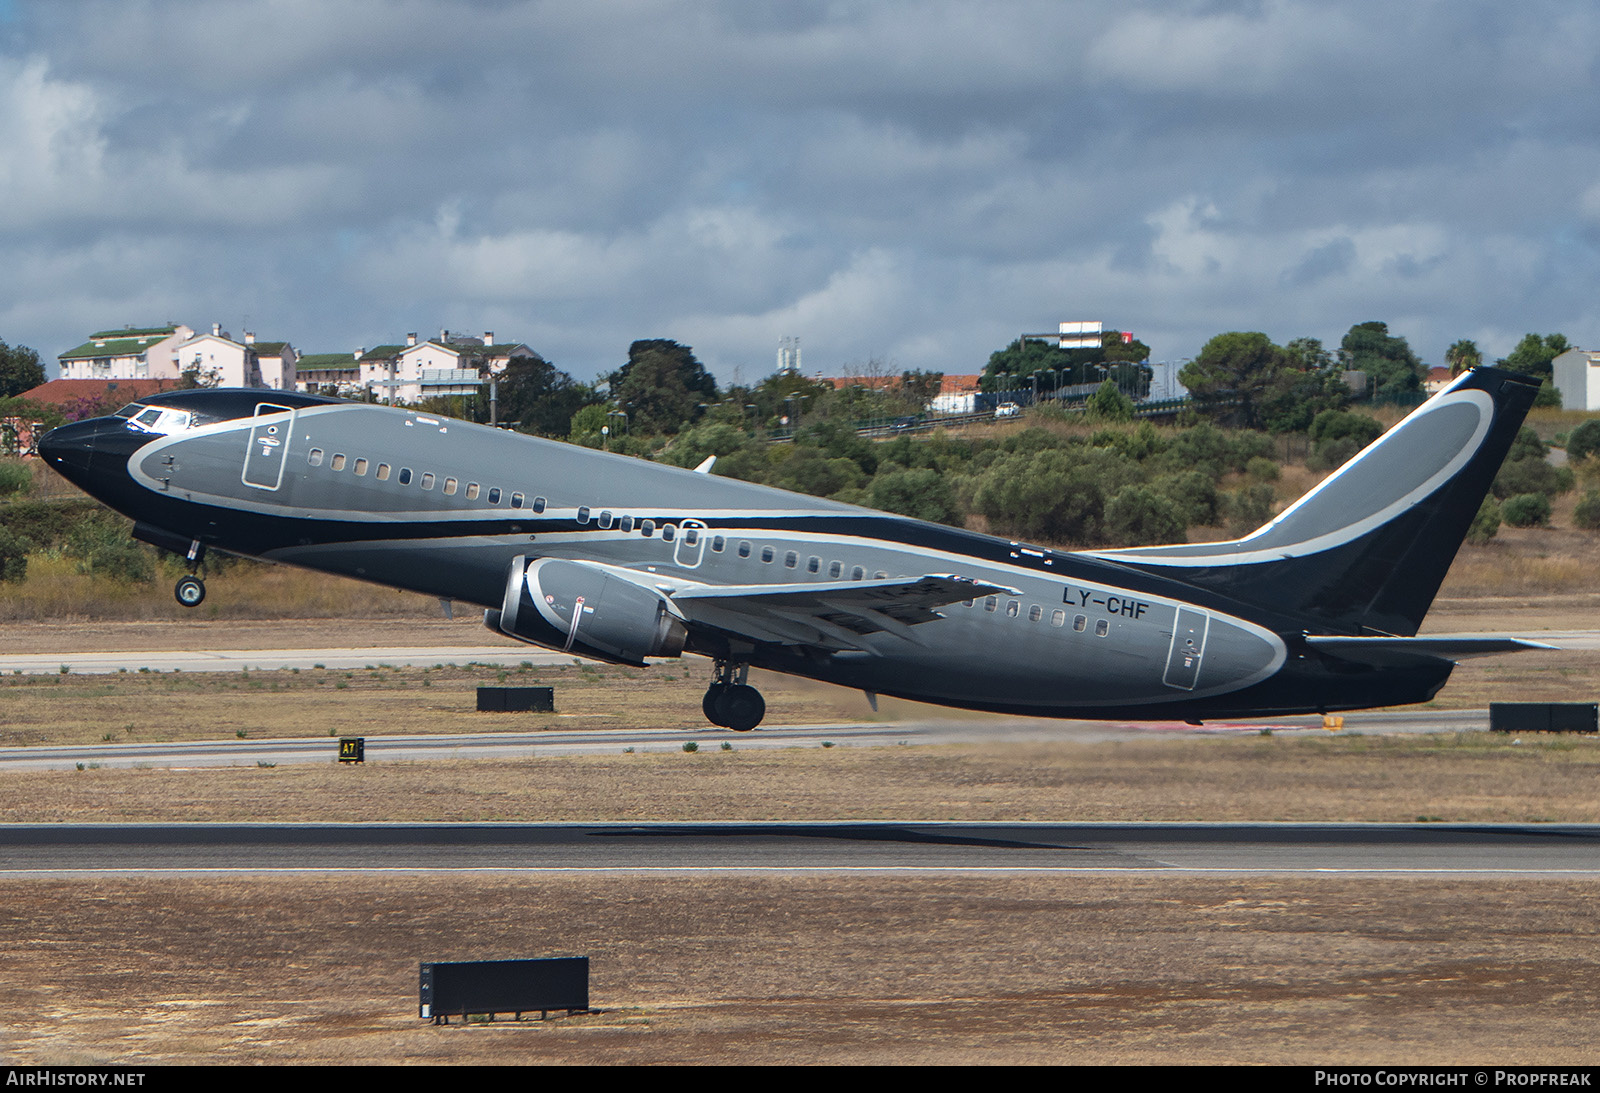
(174, 539), (206, 608)
(702, 660), (765, 732)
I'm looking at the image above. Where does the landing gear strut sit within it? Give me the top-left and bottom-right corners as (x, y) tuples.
(174, 540), (206, 608)
(702, 660), (765, 732)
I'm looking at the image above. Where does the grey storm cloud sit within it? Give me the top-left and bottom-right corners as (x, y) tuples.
(1, 0), (1598, 383)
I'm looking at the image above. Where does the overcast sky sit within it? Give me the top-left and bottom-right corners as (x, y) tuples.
(1, 0), (1597, 385)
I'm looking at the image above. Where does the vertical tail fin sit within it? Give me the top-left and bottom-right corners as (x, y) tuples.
(1093, 367), (1541, 635)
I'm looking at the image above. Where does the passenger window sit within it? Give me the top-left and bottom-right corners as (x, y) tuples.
(377, 463), (391, 481)
(621, 515), (635, 532)
(641, 519), (655, 536)
(398, 468), (412, 485)
(738, 541), (751, 558)
(331, 454), (347, 471)
(875, 571), (888, 579)
(1028, 605), (1042, 622)
(420, 472), (434, 490)
(828, 561), (842, 578)
(963, 599), (974, 608)
(466, 482), (479, 499)
(663, 524), (677, 542)
(1006, 601), (1020, 618)
(487, 487), (500, 504)
(807, 556), (820, 573)
(985, 597), (997, 612)
(851, 566), (865, 581)
(1051, 609), (1065, 627)
(711, 535), (724, 552)
(353, 458), (368, 476)
(511, 493), (525, 509)
(685, 528), (699, 545)
(444, 477), (457, 495)
(598, 511), (612, 529)
(308, 448), (323, 466)
(1073, 614), (1087, 631)
(784, 550), (797, 568)
(577, 506), (590, 523)
(760, 546), (774, 563)
(532, 497), (547, 513)
(1095, 619), (1110, 637)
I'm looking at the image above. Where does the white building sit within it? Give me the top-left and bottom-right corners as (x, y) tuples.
(1552, 347), (1600, 411)
(385, 330), (535, 403)
(57, 325), (193, 380)
(173, 325), (298, 388)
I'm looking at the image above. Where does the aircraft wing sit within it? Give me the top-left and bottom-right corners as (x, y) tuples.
(667, 574), (1019, 652)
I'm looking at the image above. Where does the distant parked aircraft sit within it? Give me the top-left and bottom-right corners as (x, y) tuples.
(39, 367), (1547, 731)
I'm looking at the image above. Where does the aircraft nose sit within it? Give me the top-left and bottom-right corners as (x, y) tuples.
(37, 418), (101, 484)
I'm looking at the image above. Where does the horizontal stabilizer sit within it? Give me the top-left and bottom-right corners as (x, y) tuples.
(1306, 634), (1556, 666)
(669, 574), (1019, 651)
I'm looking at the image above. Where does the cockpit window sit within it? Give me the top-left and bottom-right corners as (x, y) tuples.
(127, 407), (194, 435)
(115, 404), (142, 419)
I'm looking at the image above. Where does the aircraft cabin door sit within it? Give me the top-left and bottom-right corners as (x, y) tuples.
(673, 519), (707, 569)
(241, 403), (296, 491)
(1162, 607), (1210, 690)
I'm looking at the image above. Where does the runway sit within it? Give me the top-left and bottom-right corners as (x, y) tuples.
(0, 708), (1497, 772)
(1, 821), (1597, 875)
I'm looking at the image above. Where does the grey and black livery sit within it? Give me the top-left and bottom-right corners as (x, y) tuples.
(38, 367), (1547, 731)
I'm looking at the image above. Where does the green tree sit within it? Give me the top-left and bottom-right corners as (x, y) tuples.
(1499, 333), (1570, 381)
(1340, 322), (1424, 400)
(982, 333), (1150, 396)
(1444, 339), (1482, 376)
(497, 353), (599, 436)
(1179, 332), (1294, 430)
(0, 341), (44, 398)
(607, 340), (719, 435)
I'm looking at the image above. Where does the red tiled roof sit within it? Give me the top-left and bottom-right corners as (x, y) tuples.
(17, 378), (183, 406)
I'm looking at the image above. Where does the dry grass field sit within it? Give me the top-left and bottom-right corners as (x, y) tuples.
(3, 874), (1598, 1065)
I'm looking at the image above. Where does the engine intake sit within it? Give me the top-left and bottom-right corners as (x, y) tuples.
(488, 556), (687, 666)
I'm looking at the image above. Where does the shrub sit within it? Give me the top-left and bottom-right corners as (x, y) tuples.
(0, 526), (28, 582)
(1246, 456), (1280, 483)
(1566, 419), (1600, 462)
(1493, 456), (1565, 499)
(1153, 471), (1219, 527)
(1104, 486), (1185, 546)
(1221, 484), (1277, 536)
(1466, 497), (1501, 543)
(0, 460), (32, 498)
(1501, 493), (1551, 528)
(1574, 492), (1600, 530)
(866, 467), (960, 526)
(1307, 435), (1362, 471)
(1308, 409), (1383, 449)
(65, 518), (155, 582)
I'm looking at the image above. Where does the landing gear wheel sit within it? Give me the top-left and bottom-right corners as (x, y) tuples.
(719, 684), (765, 732)
(174, 575), (206, 608)
(702, 684), (732, 727)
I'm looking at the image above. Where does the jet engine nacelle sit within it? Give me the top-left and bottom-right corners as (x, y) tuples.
(487, 556), (688, 667)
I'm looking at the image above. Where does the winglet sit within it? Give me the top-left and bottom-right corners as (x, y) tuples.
(693, 455), (716, 474)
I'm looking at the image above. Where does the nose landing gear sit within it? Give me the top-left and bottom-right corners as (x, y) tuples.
(702, 660), (765, 731)
(174, 539), (206, 608)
